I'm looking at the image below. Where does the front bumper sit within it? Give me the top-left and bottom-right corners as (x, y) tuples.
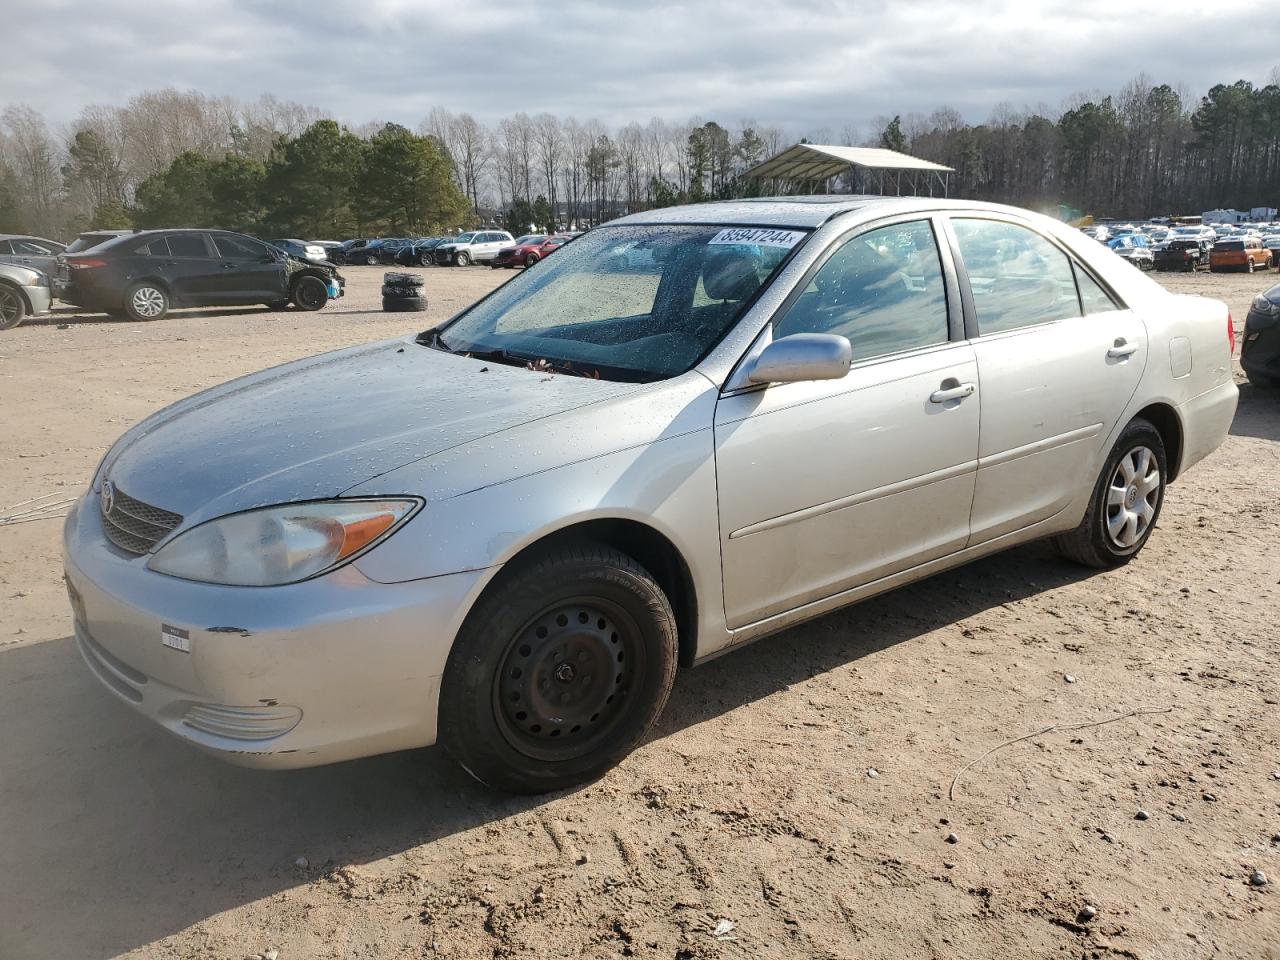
(1241, 311), (1280, 379)
(24, 282), (53, 316)
(63, 496), (488, 768)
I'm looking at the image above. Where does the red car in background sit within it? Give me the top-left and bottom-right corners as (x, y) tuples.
(491, 234), (572, 269)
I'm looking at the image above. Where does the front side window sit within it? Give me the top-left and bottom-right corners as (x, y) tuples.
(953, 218), (1080, 334)
(774, 219), (949, 362)
(436, 224), (802, 381)
(167, 234), (210, 258)
(12, 239), (55, 255)
(214, 234), (268, 259)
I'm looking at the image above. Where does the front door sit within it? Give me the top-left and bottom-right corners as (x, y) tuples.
(947, 216), (1148, 544)
(210, 233), (286, 302)
(715, 217), (981, 629)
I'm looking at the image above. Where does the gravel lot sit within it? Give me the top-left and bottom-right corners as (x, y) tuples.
(0, 263), (1277, 960)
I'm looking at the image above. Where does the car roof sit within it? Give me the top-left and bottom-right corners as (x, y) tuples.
(609, 196), (1054, 229)
(0, 234), (63, 244)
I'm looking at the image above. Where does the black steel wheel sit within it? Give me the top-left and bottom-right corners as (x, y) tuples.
(292, 275), (328, 311)
(440, 543), (677, 793)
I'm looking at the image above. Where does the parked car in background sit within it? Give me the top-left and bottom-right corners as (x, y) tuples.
(0, 261), (53, 330)
(1260, 234), (1280, 268)
(313, 241), (345, 262)
(1243, 282), (1280, 387)
(337, 239), (375, 264)
(491, 234), (571, 269)
(268, 239), (328, 263)
(433, 231), (515, 266)
(1209, 236), (1272, 272)
(58, 229), (344, 322)
(1108, 234), (1154, 271)
(64, 196), (1237, 792)
(1154, 237), (1212, 272)
(347, 238), (412, 265)
(396, 237), (444, 266)
(0, 235), (65, 277)
(65, 230), (134, 254)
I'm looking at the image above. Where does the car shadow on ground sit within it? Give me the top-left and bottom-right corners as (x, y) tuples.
(1228, 380), (1280, 442)
(0, 541), (1095, 959)
(24, 305), (281, 328)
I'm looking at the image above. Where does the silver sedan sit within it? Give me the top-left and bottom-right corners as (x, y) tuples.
(64, 197), (1238, 792)
(0, 261), (54, 329)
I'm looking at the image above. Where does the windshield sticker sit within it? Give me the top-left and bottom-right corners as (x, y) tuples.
(708, 228), (805, 248)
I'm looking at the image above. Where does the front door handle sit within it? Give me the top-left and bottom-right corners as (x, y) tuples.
(930, 379), (975, 403)
(1107, 338), (1140, 359)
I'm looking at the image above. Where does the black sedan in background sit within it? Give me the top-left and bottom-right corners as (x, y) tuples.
(396, 237), (445, 266)
(1243, 283), (1280, 388)
(59, 228), (344, 322)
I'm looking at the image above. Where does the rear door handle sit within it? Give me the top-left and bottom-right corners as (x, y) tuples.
(1107, 339), (1140, 359)
(930, 380), (975, 403)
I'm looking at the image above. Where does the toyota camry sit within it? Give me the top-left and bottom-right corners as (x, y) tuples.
(64, 197), (1238, 792)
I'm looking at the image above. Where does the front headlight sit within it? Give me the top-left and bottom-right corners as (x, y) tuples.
(148, 498), (419, 586)
(1250, 294), (1280, 316)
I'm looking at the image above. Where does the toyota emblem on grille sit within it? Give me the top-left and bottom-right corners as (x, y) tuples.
(100, 480), (115, 516)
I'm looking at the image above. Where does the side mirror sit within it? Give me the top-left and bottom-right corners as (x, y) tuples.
(748, 333), (852, 384)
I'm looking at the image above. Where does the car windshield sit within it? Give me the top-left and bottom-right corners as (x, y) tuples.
(431, 223), (804, 382)
(515, 235), (546, 245)
(450, 233), (476, 244)
(65, 233), (120, 253)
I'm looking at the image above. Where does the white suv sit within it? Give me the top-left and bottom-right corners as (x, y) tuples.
(434, 231), (515, 266)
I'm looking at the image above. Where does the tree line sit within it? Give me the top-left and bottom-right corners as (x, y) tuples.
(1, 71), (1277, 242)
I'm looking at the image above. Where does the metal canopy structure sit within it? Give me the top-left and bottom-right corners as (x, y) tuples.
(743, 143), (953, 197)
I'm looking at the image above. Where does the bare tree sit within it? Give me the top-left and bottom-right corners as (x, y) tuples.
(1, 106), (63, 236)
(532, 113), (563, 222)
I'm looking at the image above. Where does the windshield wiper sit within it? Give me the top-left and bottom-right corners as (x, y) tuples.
(415, 327), (452, 352)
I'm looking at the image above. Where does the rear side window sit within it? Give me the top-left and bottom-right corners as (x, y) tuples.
(167, 234), (210, 258)
(140, 237), (170, 256)
(774, 219), (950, 362)
(1074, 264), (1121, 315)
(12, 239), (56, 255)
(952, 218), (1080, 334)
(214, 234), (268, 259)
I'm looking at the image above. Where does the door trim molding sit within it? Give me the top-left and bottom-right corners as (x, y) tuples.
(728, 458), (978, 540)
(979, 422), (1102, 470)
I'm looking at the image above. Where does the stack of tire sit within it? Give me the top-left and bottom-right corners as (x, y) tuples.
(382, 272), (427, 312)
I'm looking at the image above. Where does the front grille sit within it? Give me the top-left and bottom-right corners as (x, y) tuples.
(101, 487), (182, 555)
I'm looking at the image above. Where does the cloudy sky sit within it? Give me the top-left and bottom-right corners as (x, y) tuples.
(7, 0), (1278, 135)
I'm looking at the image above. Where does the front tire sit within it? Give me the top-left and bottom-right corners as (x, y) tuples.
(455, 251), (471, 267)
(440, 543), (678, 794)
(525, 253), (539, 268)
(124, 282), (168, 322)
(291, 275), (328, 311)
(1051, 418), (1167, 569)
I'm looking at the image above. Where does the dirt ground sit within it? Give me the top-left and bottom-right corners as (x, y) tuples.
(0, 263), (1277, 960)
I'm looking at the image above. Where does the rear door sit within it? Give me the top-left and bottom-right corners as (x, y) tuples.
(211, 233), (286, 302)
(946, 215), (1147, 545)
(159, 232), (224, 303)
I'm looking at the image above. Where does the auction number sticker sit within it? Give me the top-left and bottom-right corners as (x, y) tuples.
(708, 228), (805, 248)
(161, 624), (191, 653)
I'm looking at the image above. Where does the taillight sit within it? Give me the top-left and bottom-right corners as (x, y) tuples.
(64, 257), (107, 269)
(1227, 311), (1235, 356)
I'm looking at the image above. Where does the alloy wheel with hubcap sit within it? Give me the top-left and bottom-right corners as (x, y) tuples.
(0, 286), (25, 329)
(126, 284), (167, 321)
(1052, 417), (1167, 569)
(1105, 445), (1160, 549)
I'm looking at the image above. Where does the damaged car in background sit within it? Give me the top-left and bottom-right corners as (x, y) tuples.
(0, 261), (53, 330)
(58, 228), (344, 321)
(64, 197), (1237, 793)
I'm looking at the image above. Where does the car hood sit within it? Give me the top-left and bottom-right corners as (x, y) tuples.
(100, 338), (643, 526)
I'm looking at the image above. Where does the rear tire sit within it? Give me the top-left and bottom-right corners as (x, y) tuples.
(1051, 418), (1167, 569)
(291, 275), (328, 311)
(0, 284), (26, 330)
(440, 543), (678, 794)
(124, 282), (168, 322)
